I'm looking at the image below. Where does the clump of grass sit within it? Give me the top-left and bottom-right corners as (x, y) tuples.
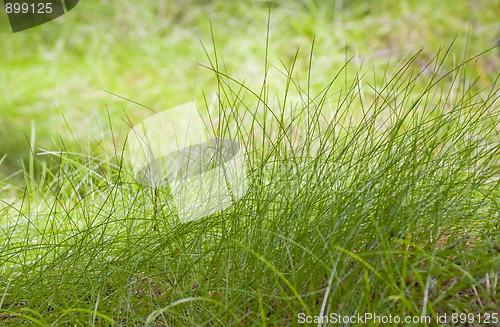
(0, 39), (499, 326)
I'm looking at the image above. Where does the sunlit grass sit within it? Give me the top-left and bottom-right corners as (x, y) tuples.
(0, 32), (499, 325)
(0, 0), (498, 177)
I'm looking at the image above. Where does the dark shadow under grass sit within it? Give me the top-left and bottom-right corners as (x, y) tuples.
(1, 43), (499, 326)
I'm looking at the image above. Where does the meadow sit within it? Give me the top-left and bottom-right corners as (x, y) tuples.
(0, 0), (499, 325)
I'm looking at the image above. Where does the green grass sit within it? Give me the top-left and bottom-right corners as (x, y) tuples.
(1, 35), (500, 325)
(1, 0), (500, 325)
(0, 0), (498, 176)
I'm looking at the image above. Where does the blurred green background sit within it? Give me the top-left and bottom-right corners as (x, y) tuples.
(0, 0), (498, 183)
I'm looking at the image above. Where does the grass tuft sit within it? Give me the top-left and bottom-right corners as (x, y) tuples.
(1, 35), (499, 326)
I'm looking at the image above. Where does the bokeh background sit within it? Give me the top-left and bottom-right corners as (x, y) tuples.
(1, 0), (499, 184)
